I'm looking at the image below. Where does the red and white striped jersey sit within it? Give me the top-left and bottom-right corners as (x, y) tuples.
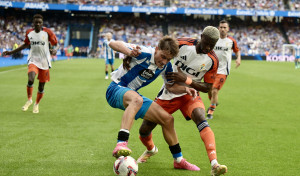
(213, 36), (239, 75)
(24, 27), (57, 70)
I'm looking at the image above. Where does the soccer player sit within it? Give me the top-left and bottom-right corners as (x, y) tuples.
(2, 14), (58, 113)
(106, 36), (200, 171)
(103, 32), (115, 79)
(207, 20), (241, 119)
(293, 42), (300, 69)
(137, 26), (228, 176)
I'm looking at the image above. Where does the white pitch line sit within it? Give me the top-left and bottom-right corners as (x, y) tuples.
(0, 67), (26, 74)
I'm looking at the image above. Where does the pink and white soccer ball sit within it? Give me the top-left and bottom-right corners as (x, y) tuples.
(113, 156), (138, 176)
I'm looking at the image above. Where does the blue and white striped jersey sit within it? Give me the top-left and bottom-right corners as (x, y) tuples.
(111, 42), (173, 91)
(294, 45), (300, 58)
(103, 39), (115, 60)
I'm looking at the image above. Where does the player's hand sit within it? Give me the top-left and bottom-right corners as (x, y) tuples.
(128, 46), (141, 57)
(166, 66), (187, 83)
(235, 58), (241, 68)
(50, 49), (57, 56)
(185, 87), (197, 100)
(2, 51), (11, 56)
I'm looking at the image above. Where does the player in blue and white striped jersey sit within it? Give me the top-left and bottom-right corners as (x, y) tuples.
(106, 36), (200, 171)
(103, 32), (115, 79)
(293, 42), (300, 69)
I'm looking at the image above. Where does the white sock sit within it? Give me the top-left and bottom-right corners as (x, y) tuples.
(175, 156), (183, 163)
(120, 129), (130, 133)
(149, 146), (156, 152)
(211, 159), (218, 167)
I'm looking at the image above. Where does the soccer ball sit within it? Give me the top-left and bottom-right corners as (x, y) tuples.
(113, 156), (138, 176)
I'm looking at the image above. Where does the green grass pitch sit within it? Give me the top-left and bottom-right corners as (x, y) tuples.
(0, 59), (299, 176)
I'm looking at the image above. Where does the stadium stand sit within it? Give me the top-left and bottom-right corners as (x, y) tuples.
(1, 1), (299, 57)
(11, 0), (289, 10)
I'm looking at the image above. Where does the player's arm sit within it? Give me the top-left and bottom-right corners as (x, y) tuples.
(166, 66), (212, 93)
(2, 43), (29, 56)
(165, 83), (197, 99)
(50, 43), (59, 56)
(231, 37), (241, 68)
(45, 28), (59, 56)
(109, 41), (141, 57)
(235, 50), (241, 68)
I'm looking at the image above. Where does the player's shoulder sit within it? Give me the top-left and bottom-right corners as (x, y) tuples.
(42, 27), (53, 32)
(207, 50), (219, 62)
(178, 37), (198, 47)
(26, 28), (34, 34)
(42, 27), (55, 35)
(227, 36), (237, 42)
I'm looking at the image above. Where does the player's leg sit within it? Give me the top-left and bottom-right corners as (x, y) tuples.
(207, 87), (218, 119)
(22, 65), (37, 111)
(208, 74), (227, 119)
(110, 58), (115, 73)
(182, 96), (227, 175)
(106, 82), (143, 158)
(138, 97), (181, 162)
(114, 90), (143, 157)
(32, 82), (45, 113)
(142, 102), (200, 171)
(137, 120), (158, 163)
(105, 65), (109, 79)
(33, 68), (49, 113)
(105, 57), (109, 79)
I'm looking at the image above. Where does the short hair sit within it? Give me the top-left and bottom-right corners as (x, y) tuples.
(219, 19), (229, 26)
(158, 36), (179, 58)
(33, 14), (43, 20)
(202, 26), (220, 43)
(106, 32), (112, 37)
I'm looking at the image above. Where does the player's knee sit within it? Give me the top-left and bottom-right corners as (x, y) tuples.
(212, 88), (218, 94)
(161, 114), (174, 127)
(139, 125), (151, 137)
(139, 120), (157, 136)
(192, 108), (206, 124)
(130, 96), (143, 108)
(38, 84), (45, 92)
(28, 80), (34, 86)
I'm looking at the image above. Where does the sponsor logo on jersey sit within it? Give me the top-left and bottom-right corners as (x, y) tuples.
(180, 55), (187, 60)
(199, 64), (205, 71)
(139, 69), (154, 79)
(214, 46), (229, 51)
(31, 41), (46, 46)
(175, 60), (201, 77)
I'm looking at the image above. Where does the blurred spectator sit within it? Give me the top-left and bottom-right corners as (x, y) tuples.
(11, 0), (290, 10)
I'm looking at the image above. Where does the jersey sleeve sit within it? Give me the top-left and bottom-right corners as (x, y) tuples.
(204, 51), (219, 84)
(24, 29), (34, 45)
(228, 36), (239, 53)
(177, 38), (198, 48)
(44, 27), (58, 46)
(123, 42), (151, 60)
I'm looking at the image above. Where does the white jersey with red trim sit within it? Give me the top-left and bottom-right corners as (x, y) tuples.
(24, 27), (57, 70)
(157, 44), (218, 100)
(214, 36), (239, 75)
